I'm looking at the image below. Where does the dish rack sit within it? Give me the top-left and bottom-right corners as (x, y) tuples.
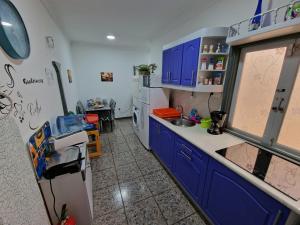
(227, 1), (300, 46)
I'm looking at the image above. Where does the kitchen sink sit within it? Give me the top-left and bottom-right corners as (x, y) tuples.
(169, 118), (196, 127)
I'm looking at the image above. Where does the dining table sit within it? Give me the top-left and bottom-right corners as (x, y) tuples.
(85, 105), (113, 132)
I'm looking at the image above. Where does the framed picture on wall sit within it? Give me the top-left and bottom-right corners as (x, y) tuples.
(100, 72), (113, 82)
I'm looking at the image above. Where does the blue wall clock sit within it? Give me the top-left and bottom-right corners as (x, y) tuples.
(0, 0), (30, 59)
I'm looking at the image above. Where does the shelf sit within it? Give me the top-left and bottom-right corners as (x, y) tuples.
(200, 53), (229, 56)
(226, 3), (300, 46)
(161, 84), (223, 93)
(87, 141), (96, 146)
(199, 69), (226, 72)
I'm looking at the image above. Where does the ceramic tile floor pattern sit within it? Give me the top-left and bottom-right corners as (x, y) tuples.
(91, 118), (208, 225)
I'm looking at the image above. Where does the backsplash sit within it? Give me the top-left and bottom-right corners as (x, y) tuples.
(170, 90), (222, 118)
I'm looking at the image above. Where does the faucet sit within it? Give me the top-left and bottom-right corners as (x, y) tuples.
(176, 105), (184, 119)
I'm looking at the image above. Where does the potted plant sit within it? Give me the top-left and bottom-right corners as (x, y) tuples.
(136, 64), (157, 75)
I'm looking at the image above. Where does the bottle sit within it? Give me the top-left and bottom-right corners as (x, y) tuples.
(249, 0), (263, 31)
(262, 0), (273, 27)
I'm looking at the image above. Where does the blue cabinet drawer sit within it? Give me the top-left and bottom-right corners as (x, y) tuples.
(173, 136), (208, 205)
(203, 159), (290, 225)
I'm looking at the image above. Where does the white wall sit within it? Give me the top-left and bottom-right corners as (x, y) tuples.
(0, 0), (79, 141)
(149, 0), (289, 68)
(71, 42), (149, 118)
(0, 0), (80, 224)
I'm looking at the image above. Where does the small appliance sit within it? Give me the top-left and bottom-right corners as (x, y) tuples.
(207, 111), (227, 135)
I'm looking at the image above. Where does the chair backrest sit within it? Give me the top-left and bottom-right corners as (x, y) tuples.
(109, 99), (116, 118)
(76, 101), (86, 114)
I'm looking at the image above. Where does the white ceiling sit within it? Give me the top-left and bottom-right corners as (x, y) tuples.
(42, 0), (217, 48)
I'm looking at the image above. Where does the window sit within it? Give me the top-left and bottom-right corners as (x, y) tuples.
(230, 47), (286, 137)
(227, 38), (300, 159)
(277, 65), (300, 150)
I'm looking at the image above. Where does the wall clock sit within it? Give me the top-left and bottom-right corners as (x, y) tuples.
(0, 0), (30, 59)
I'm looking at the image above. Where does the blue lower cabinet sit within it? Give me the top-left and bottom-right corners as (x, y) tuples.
(173, 136), (208, 206)
(203, 159), (290, 225)
(149, 117), (160, 153)
(149, 117), (174, 170)
(158, 126), (175, 170)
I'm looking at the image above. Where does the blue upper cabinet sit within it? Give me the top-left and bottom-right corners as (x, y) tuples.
(169, 45), (183, 85)
(173, 136), (208, 205)
(162, 49), (171, 84)
(203, 159), (290, 225)
(181, 38), (201, 87)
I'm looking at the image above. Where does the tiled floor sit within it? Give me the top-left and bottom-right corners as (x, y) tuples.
(91, 118), (208, 225)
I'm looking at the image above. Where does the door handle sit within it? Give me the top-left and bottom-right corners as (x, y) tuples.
(180, 150), (192, 161)
(278, 98), (285, 113)
(276, 89), (286, 93)
(272, 98), (285, 113)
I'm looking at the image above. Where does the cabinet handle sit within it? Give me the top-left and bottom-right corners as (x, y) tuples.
(168, 72), (171, 81)
(180, 150), (192, 161)
(181, 144), (192, 154)
(191, 70), (194, 85)
(272, 210), (282, 225)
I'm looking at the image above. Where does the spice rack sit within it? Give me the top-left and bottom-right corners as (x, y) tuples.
(197, 36), (229, 87)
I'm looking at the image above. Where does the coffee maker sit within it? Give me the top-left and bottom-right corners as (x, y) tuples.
(207, 111), (227, 135)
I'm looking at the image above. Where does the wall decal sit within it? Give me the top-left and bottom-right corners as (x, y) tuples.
(0, 92), (13, 120)
(13, 103), (25, 123)
(45, 67), (55, 86)
(100, 72), (113, 82)
(4, 64), (15, 88)
(0, 64), (42, 130)
(23, 78), (44, 85)
(27, 99), (42, 130)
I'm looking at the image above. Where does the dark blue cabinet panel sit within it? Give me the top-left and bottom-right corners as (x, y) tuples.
(173, 136), (208, 205)
(149, 117), (160, 154)
(181, 38), (201, 87)
(203, 160), (290, 225)
(169, 45), (183, 85)
(162, 49), (171, 84)
(158, 126), (174, 170)
(149, 117), (174, 170)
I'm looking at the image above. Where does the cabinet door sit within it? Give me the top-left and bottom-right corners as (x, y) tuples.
(158, 126), (174, 170)
(170, 45), (183, 85)
(203, 159), (290, 225)
(162, 49), (171, 84)
(173, 137), (208, 205)
(149, 117), (160, 153)
(181, 38), (200, 87)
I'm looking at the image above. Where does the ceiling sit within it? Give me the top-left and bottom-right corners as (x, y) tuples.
(42, 0), (217, 48)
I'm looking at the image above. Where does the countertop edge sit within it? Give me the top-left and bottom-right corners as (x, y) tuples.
(150, 114), (300, 215)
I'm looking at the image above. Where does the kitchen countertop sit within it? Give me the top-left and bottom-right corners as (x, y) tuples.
(150, 114), (300, 215)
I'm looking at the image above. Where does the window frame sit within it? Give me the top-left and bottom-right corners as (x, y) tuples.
(222, 34), (300, 163)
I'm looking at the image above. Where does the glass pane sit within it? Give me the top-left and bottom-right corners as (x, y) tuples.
(231, 47), (286, 137)
(278, 66), (300, 151)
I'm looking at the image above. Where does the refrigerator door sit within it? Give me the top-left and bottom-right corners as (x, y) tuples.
(139, 102), (150, 149)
